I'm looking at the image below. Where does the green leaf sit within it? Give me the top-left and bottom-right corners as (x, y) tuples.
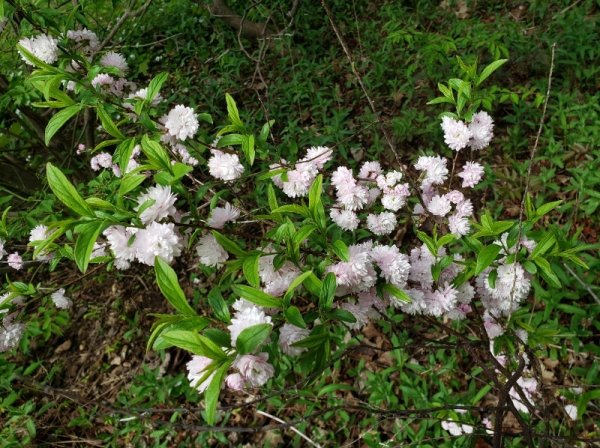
(97, 105), (125, 139)
(271, 204), (310, 217)
(154, 257), (196, 316)
(416, 230), (437, 256)
(225, 93), (243, 128)
(217, 134), (244, 147)
(212, 231), (247, 257)
(74, 220), (106, 273)
(161, 330), (226, 359)
(141, 134), (172, 172)
(118, 173), (147, 198)
(529, 233), (556, 259)
(283, 270), (313, 304)
(477, 59), (508, 86)
(147, 72), (168, 103)
(534, 257), (561, 288)
(308, 174), (323, 213)
(204, 361), (231, 425)
(208, 288), (231, 323)
(317, 384), (355, 397)
(115, 138), (136, 174)
(475, 244), (502, 275)
(331, 240), (349, 262)
(46, 163), (94, 217)
(236, 323), (272, 354)
(329, 308), (357, 323)
(45, 105), (82, 145)
(284, 306), (306, 328)
(319, 273), (337, 309)
(242, 252), (261, 288)
(231, 284), (282, 308)
(535, 200), (562, 217)
(383, 283), (411, 303)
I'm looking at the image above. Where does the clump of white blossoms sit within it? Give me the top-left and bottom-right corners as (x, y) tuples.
(100, 51), (128, 73)
(441, 116), (472, 151)
(196, 234), (228, 267)
(468, 111), (494, 150)
(278, 323), (310, 356)
(134, 222), (182, 266)
(66, 28), (99, 53)
(164, 105), (199, 141)
(208, 148), (245, 181)
(0, 314), (25, 352)
(206, 203), (240, 229)
(50, 288), (72, 309)
(18, 34), (59, 65)
(227, 299), (273, 347)
(135, 185), (178, 224)
(186, 355), (215, 393)
(366, 212), (397, 236)
(271, 146), (332, 198)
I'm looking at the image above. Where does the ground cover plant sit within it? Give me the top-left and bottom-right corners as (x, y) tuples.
(0, 0), (599, 446)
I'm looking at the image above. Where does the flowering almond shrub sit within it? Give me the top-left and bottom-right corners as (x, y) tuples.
(0, 19), (590, 440)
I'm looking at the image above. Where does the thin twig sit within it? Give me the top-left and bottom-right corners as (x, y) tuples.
(257, 410), (322, 448)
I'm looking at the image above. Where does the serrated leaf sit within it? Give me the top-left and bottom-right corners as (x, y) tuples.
(46, 163), (94, 217)
(242, 253), (261, 287)
(383, 283), (411, 303)
(45, 105), (82, 145)
(283, 270), (313, 304)
(475, 244), (501, 275)
(236, 323), (272, 354)
(319, 272), (337, 309)
(208, 288), (231, 323)
(284, 306), (306, 328)
(331, 240), (349, 262)
(212, 230), (246, 257)
(74, 220), (106, 273)
(225, 93), (243, 128)
(204, 360), (231, 425)
(231, 284), (282, 308)
(477, 59), (508, 86)
(154, 257), (196, 316)
(97, 105), (125, 139)
(147, 72), (168, 103)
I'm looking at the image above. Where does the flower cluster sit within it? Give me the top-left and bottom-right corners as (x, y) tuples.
(441, 111), (494, 151)
(271, 146), (333, 198)
(103, 185), (182, 268)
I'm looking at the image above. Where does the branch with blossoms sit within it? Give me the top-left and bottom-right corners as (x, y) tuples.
(0, 14), (591, 446)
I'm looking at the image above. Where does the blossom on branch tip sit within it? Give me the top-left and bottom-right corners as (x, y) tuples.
(458, 161), (485, 188)
(196, 234), (228, 268)
(7, 253), (23, 270)
(441, 116), (472, 151)
(186, 355), (215, 393)
(468, 111), (494, 150)
(135, 185), (178, 224)
(164, 105), (198, 141)
(18, 34), (59, 65)
(100, 51), (128, 73)
(206, 203), (240, 229)
(51, 288), (72, 309)
(208, 149), (244, 181)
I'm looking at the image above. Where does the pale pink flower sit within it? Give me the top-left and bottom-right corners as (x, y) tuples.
(458, 161), (485, 188)
(441, 116), (472, 151)
(234, 353), (274, 387)
(206, 203), (240, 229)
(468, 111), (494, 150)
(7, 253), (23, 270)
(366, 212), (397, 236)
